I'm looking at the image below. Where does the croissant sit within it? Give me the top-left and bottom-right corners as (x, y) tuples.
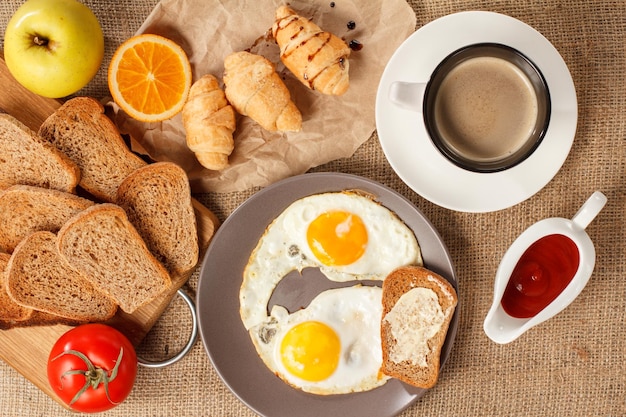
(272, 5), (351, 96)
(223, 51), (302, 132)
(182, 74), (236, 170)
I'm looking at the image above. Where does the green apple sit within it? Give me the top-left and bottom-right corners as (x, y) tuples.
(3, 0), (104, 98)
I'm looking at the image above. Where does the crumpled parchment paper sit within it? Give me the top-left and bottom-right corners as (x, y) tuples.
(109, 0), (416, 192)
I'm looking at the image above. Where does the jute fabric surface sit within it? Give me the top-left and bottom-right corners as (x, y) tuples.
(0, 0), (624, 416)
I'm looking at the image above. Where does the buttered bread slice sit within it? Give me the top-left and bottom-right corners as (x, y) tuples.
(57, 203), (171, 313)
(380, 266), (457, 388)
(38, 97), (147, 202)
(0, 113), (80, 192)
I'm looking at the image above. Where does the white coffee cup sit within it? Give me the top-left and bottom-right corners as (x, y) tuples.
(389, 43), (551, 173)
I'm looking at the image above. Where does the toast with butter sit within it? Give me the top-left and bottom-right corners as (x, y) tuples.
(380, 266), (457, 388)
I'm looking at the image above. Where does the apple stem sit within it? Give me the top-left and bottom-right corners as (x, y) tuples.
(33, 35), (48, 47)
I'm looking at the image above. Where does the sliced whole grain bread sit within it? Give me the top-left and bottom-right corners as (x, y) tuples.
(0, 251), (81, 330)
(6, 231), (118, 322)
(38, 97), (147, 202)
(0, 185), (94, 253)
(0, 252), (32, 322)
(380, 265), (458, 389)
(0, 113), (80, 192)
(0, 311), (83, 330)
(116, 162), (199, 275)
(57, 203), (172, 313)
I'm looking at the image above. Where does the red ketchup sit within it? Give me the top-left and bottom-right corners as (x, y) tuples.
(501, 234), (580, 318)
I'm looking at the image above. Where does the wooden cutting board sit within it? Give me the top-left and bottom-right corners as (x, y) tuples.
(0, 54), (220, 407)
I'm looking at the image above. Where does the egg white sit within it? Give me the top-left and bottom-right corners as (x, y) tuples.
(249, 285), (390, 395)
(240, 192), (422, 330)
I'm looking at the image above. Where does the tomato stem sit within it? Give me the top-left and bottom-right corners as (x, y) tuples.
(51, 348), (125, 406)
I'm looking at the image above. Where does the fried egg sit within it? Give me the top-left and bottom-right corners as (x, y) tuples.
(240, 191), (422, 330)
(249, 285), (390, 395)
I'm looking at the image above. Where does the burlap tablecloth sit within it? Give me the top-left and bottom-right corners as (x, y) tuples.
(1, 1), (624, 416)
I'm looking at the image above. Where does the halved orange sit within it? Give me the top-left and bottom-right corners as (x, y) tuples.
(108, 34), (192, 123)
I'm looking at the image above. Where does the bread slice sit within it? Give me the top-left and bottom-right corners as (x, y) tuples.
(57, 203), (172, 313)
(0, 185), (94, 253)
(0, 251), (81, 330)
(6, 231), (118, 322)
(0, 311), (82, 330)
(0, 113), (80, 192)
(380, 266), (457, 388)
(116, 162), (199, 275)
(0, 252), (32, 322)
(38, 97), (147, 202)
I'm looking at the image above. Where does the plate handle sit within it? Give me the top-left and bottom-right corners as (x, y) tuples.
(136, 289), (198, 368)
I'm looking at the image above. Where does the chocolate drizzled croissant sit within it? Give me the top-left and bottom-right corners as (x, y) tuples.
(272, 5), (351, 95)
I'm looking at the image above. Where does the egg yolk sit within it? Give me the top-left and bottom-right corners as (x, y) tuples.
(306, 211), (368, 266)
(280, 321), (341, 382)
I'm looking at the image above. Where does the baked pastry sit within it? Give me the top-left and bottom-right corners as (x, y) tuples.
(380, 266), (457, 388)
(272, 5), (350, 95)
(223, 51), (302, 132)
(182, 74), (236, 170)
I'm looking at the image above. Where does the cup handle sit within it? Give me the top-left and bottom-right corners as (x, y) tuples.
(571, 191), (607, 230)
(388, 81), (427, 112)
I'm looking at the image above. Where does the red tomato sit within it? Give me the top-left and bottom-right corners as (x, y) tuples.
(47, 323), (137, 413)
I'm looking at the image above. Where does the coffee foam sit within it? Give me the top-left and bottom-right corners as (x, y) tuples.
(433, 56), (538, 161)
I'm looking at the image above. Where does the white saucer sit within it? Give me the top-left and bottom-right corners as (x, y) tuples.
(375, 11), (577, 213)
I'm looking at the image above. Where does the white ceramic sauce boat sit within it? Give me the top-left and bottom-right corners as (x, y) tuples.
(483, 191), (607, 344)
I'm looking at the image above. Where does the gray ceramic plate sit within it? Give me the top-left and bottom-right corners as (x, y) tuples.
(197, 173), (459, 417)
